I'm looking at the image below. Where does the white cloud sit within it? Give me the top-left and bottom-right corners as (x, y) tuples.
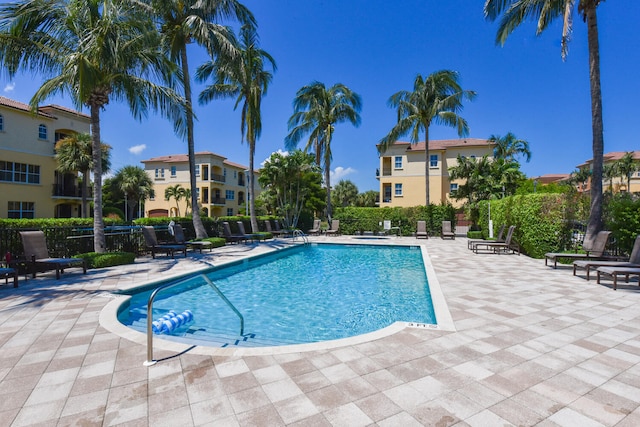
(261, 149), (289, 166)
(330, 166), (356, 183)
(128, 144), (146, 155)
(4, 82), (15, 92)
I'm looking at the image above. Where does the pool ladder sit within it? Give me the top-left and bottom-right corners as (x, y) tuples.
(144, 274), (244, 366)
(292, 229), (309, 244)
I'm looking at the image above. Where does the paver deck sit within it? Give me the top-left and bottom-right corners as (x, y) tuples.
(1, 236), (639, 426)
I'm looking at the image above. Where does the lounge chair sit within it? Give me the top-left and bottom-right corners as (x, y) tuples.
(141, 226), (187, 259)
(171, 223), (212, 253)
(274, 220), (293, 237)
(221, 221), (247, 244)
(237, 221), (261, 243)
(544, 230), (620, 269)
(308, 219), (321, 236)
(416, 221), (428, 239)
(441, 221), (455, 240)
(596, 266), (640, 290)
(19, 230), (87, 279)
(573, 235), (640, 280)
(472, 225), (519, 255)
(0, 260), (18, 288)
(468, 224), (506, 250)
(264, 220), (285, 238)
(325, 220), (340, 236)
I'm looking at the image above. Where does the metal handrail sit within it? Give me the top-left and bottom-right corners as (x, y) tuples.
(144, 273), (244, 366)
(292, 229), (309, 244)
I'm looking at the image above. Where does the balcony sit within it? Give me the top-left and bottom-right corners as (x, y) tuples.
(238, 179), (245, 187)
(210, 197), (226, 206)
(211, 173), (226, 183)
(52, 184), (85, 198)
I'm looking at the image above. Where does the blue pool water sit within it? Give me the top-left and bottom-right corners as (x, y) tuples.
(119, 244), (435, 347)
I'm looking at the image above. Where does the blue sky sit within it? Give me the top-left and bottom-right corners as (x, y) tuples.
(3, 0), (638, 192)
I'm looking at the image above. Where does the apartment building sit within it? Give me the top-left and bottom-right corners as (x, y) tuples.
(142, 152), (261, 218)
(377, 138), (494, 207)
(0, 96), (91, 218)
(577, 151), (640, 194)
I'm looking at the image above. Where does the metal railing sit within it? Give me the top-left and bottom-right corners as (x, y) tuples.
(292, 229), (309, 244)
(144, 273), (243, 366)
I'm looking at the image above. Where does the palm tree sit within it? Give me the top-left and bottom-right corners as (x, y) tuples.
(489, 132), (531, 163)
(197, 24), (276, 233)
(603, 163), (618, 193)
(133, 0), (255, 239)
(484, 0), (606, 240)
(379, 70), (476, 206)
(569, 168), (592, 192)
(285, 82), (362, 220)
(164, 184), (184, 217)
(54, 133), (110, 218)
(332, 180), (359, 208)
(0, 0), (183, 252)
(114, 166), (154, 221)
(615, 152), (639, 192)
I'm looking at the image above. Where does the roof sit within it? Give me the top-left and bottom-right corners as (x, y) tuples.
(380, 138), (494, 152)
(533, 174), (571, 184)
(0, 95), (88, 119)
(577, 151), (640, 168)
(141, 151), (252, 171)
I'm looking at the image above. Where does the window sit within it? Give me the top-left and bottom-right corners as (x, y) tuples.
(226, 208), (234, 216)
(38, 124), (47, 140)
(394, 156), (402, 169)
(170, 166), (177, 177)
(0, 161), (40, 184)
(223, 168), (227, 177)
(394, 183), (403, 196)
(225, 190), (235, 200)
(149, 190), (155, 201)
(234, 171), (237, 178)
(0, 114), (3, 131)
(154, 168), (164, 179)
(450, 183), (459, 194)
(430, 154), (438, 168)
(8, 201), (35, 219)
(195, 164), (200, 176)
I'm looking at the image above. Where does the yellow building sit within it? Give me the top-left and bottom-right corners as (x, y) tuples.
(142, 152), (261, 218)
(578, 151), (640, 194)
(377, 138), (495, 207)
(0, 96), (91, 218)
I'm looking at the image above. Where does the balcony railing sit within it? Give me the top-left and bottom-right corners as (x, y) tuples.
(238, 179), (245, 186)
(211, 174), (226, 183)
(210, 197), (226, 205)
(381, 168), (392, 176)
(52, 184), (85, 198)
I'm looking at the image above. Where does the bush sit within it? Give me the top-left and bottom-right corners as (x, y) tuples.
(604, 193), (640, 254)
(467, 231), (483, 239)
(198, 237), (226, 248)
(75, 252), (136, 269)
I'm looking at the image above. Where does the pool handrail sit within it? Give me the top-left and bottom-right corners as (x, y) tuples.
(144, 273), (245, 366)
(292, 229), (309, 244)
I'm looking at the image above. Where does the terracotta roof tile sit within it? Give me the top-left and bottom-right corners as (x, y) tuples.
(380, 138), (494, 152)
(577, 151), (640, 168)
(0, 96), (55, 118)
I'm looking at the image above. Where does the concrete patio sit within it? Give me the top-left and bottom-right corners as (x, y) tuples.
(1, 236), (639, 426)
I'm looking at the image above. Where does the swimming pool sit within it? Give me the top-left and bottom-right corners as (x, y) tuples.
(118, 243), (437, 348)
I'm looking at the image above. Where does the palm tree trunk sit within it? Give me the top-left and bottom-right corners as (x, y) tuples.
(584, 3), (604, 238)
(90, 103), (106, 253)
(81, 169), (89, 218)
(248, 139), (259, 233)
(181, 47), (207, 238)
(324, 128), (333, 222)
(424, 126), (431, 206)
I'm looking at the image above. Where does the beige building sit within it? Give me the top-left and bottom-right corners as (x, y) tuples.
(578, 151), (640, 194)
(377, 138), (495, 207)
(142, 152), (261, 218)
(0, 96), (91, 218)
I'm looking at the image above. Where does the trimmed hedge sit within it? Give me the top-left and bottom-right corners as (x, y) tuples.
(75, 252), (136, 268)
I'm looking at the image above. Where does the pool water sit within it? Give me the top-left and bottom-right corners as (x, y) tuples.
(120, 244), (435, 347)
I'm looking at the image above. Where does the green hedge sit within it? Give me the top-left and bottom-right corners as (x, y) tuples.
(74, 252), (136, 268)
(603, 194), (640, 254)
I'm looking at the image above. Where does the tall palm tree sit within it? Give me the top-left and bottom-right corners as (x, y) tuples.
(285, 82), (362, 220)
(615, 152), (639, 191)
(0, 0), (183, 252)
(489, 132), (531, 163)
(114, 166), (154, 221)
(379, 70), (476, 206)
(133, 0), (255, 239)
(197, 24), (276, 233)
(484, 0), (606, 239)
(603, 163), (617, 193)
(164, 184), (184, 217)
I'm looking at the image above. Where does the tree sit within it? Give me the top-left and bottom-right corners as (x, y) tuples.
(332, 180), (359, 208)
(114, 166), (154, 221)
(197, 24), (276, 234)
(135, 0), (255, 239)
(615, 152), (639, 192)
(0, 0), (183, 252)
(379, 70), (476, 206)
(356, 191), (379, 207)
(569, 168), (592, 192)
(55, 133), (111, 218)
(489, 132), (531, 163)
(164, 184), (184, 217)
(484, 0), (607, 242)
(285, 82), (362, 221)
(603, 163), (618, 193)
(258, 150), (323, 229)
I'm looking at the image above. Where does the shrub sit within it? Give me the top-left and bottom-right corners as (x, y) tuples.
(604, 194), (640, 254)
(467, 231), (483, 239)
(75, 252), (136, 269)
(198, 237), (226, 248)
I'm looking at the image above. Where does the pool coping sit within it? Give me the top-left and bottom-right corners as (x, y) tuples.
(98, 239), (455, 358)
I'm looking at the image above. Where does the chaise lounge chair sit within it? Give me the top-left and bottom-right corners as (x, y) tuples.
(0, 261), (18, 288)
(596, 266), (640, 290)
(441, 221), (455, 240)
(416, 221), (428, 239)
(237, 221), (261, 243)
(544, 230), (620, 269)
(19, 230), (87, 279)
(472, 225), (519, 255)
(573, 235), (640, 280)
(141, 226), (187, 259)
(308, 219), (321, 236)
(325, 220), (340, 236)
(171, 223), (212, 253)
(221, 221), (247, 244)
(468, 224), (506, 250)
